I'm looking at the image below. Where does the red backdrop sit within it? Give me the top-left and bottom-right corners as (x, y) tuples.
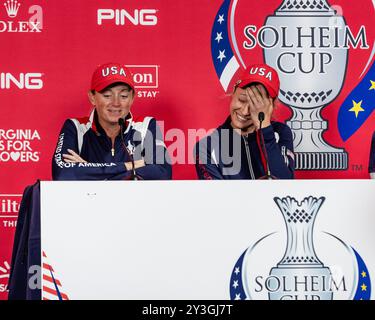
(0, 0), (374, 299)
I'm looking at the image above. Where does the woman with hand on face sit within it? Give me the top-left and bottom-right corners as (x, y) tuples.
(195, 63), (295, 180)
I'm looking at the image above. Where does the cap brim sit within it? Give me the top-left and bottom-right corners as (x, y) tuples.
(93, 78), (134, 92)
(238, 78), (277, 98)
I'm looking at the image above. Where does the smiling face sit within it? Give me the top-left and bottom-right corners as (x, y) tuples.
(229, 86), (254, 132)
(88, 83), (134, 129)
(230, 83), (272, 133)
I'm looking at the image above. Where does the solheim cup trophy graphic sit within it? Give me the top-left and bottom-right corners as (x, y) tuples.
(263, 0), (348, 170)
(270, 196), (333, 300)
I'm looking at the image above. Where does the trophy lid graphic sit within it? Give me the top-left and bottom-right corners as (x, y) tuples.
(276, 0), (335, 15)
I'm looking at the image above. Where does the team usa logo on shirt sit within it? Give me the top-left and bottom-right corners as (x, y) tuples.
(211, 0), (374, 172)
(126, 140), (136, 155)
(229, 196), (371, 300)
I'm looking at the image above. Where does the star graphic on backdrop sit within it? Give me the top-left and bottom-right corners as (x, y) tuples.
(232, 280), (239, 289)
(234, 267), (240, 275)
(235, 293), (241, 300)
(217, 14), (225, 24)
(349, 100), (364, 118)
(369, 80), (375, 91)
(215, 32), (223, 43)
(361, 283), (367, 291)
(217, 50), (226, 62)
(361, 271), (367, 278)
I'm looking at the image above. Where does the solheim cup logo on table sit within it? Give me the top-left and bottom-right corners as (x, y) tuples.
(211, 0), (374, 171)
(230, 196), (371, 300)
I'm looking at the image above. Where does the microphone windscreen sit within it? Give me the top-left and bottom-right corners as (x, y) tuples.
(258, 112), (265, 122)
(118, 118), (125, 126)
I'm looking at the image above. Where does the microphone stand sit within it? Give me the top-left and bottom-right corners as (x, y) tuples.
(258, 112), (274, 180)
(118, 118), (137, 180)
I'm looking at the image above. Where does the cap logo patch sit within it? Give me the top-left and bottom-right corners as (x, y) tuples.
(249, 67), (272, 81)
(101, 66), (127, 77)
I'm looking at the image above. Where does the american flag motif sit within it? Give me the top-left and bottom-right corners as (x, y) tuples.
(229, 249), (247, 300)
(211, 0), (240, 91)
(42, 251), (69, 301)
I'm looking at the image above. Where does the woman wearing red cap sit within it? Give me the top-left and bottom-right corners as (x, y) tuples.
(52, 63), (172, 180)
(195, 63), (294, 179)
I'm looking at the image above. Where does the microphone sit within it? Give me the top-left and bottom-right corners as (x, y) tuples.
(258, 112), (273, 180)
(118, 118), (137, 180)
(258, 111), (265, 123)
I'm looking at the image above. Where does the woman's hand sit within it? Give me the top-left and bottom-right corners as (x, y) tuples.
(245, 84), (273, 129)
(125, 159), (145, 171)
(63, 149), (87, 163)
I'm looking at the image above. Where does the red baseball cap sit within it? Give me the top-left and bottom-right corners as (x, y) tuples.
(235, 63), (280, 98)
(91, 62), (135, 92)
